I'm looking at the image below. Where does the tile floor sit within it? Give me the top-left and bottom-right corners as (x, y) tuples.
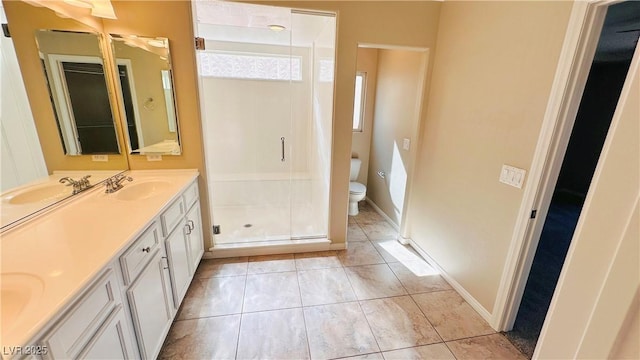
(159, 202), (526, 360)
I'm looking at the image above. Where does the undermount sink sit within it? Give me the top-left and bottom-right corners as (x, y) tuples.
(1, 273), (45, 328)
(113, 180), (173, 201)
(6, 185), (71, 205)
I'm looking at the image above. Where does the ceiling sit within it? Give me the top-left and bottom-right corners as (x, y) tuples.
(194, 0), (334, 47)
(194, 0), (637, 60)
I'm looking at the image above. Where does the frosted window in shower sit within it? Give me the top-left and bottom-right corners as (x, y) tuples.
(318, 59), (334, 82)
(199, 51), (302, 81)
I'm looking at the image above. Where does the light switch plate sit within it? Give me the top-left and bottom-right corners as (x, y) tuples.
(402, 138), (411, 151)
(147, 155), (162, 162)
(91, 155), (108, 162)
(499, 165), (526, 189)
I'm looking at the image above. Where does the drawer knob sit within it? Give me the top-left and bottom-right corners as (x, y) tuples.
(142, 246), (151, 253)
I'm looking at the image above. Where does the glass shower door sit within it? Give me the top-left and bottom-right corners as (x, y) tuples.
(289, 11), (335, 239)
(195, 1), (294, 245)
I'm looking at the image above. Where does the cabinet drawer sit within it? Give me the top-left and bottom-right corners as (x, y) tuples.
(161, 197), (184, 237)
(183, 181), (199, 210)
(44, 270), (118, 359)
(120, 222), (161, 285)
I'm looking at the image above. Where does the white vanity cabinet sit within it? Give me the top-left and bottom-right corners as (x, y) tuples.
(41, 270), (136, 360)
(185, 200), (204, 273)
(119, 222), (174, 360)
(78, 305), (132, 359)
(164, 222), (191, 307)
(7, 173), (205, 360)
(161, 180), (204, 308)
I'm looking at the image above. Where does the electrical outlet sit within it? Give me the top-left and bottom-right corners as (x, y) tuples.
(499, 165), (526, 189)
(402, 138), (411, 150)
(146, 155), (162, 161)
(92, 155), (108, 162)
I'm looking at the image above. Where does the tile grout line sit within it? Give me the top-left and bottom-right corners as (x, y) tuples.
(234, 268), (249, 360)
(407, 293), (458, 359)
(341, 260), (384, 356)
(294, 265), (313, 360)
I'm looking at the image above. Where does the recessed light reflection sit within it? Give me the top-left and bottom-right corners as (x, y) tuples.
(268, 24), (286, 32)
(48, 270), (63, 277)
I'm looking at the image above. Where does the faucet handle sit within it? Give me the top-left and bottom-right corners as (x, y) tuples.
(59, 177), (76, 186)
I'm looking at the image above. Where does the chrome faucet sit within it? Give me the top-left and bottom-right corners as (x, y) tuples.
(59, 175), (92, 195)
(105, 174), (133, 193)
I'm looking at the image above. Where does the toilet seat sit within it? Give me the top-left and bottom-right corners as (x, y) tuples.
(349, 182), (366, 195)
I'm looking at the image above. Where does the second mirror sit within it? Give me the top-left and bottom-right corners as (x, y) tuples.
(110, 34), (180, 155)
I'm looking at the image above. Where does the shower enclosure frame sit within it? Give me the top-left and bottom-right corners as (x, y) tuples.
(192, 1), (338, 256)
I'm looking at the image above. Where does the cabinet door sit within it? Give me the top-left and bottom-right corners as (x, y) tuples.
(165, 225), (191, 308)
(126, 250), (173, 359)
(79, 305), (135, 359)
(185, 202), (204, 275)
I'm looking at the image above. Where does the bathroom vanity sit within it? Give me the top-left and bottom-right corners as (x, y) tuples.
(0, 170), (204, 360)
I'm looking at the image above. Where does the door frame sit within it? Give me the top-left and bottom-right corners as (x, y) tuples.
(354, 43), (430, 244)
(115, 59), (145, 150)
(192, 2), (339, 254)
(47, 54), (104, 155)
(493, 0), (627, 331)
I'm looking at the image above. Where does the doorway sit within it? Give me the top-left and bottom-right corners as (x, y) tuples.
(193, 1), (336, 252)
(350, 45), (428, 241)
(504, 2), (640, 357)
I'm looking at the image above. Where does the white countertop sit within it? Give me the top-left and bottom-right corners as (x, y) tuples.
(0, 169), (199, 349)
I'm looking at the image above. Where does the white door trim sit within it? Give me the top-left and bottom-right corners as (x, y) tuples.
(492, 0), (624, 331)
(115, 59), (145, 149)
(47, 54), (104, 155)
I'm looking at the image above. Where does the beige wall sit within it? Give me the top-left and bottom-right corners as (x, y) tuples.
(367, 49), (426, 225)
(101, 1), (212, 247)
(536, 46), (639, 359)
(609, 290), (640, 360)
(112, 40), (175, 148)
(407, 1), (573, 313)
(351, 47), (378, 186)
(3, 0), (128, 171)
(6, 0), (442, 249)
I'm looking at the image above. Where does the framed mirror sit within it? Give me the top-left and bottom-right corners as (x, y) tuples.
(0, 1), (128, 231)
(110, 34), (181, 155)
(35, 30), (121, 155)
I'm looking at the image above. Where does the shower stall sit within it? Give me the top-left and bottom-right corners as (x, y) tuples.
(193, 1), (336, 248)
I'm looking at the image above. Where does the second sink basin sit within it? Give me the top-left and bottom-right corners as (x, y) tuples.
(6, 184), (71, 205)
(113, 180), (173, 201)
(1, 273), (45, 331)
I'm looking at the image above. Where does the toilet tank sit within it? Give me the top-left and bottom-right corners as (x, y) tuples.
(350, 158), (362, 181)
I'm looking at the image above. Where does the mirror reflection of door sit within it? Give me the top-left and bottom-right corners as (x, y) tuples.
(110, 34), (181, 155)
(117, 64), (140, 150)
(60, 61), (119, 153)
(35, 30), (121, 156)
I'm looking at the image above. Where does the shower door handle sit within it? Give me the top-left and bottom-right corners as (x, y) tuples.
(281, 137), (285, 162)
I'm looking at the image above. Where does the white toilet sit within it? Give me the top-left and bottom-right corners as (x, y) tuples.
(349, 158), (367, 216)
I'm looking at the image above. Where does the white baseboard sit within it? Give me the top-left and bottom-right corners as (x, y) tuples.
(409, 239), (495, 329)
(204, 238), (345, 258)
(365, 197), (399, 231)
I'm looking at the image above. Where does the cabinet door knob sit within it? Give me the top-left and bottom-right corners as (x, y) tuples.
(187, 220), (194, 230)
(142, 246), (151, 253)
